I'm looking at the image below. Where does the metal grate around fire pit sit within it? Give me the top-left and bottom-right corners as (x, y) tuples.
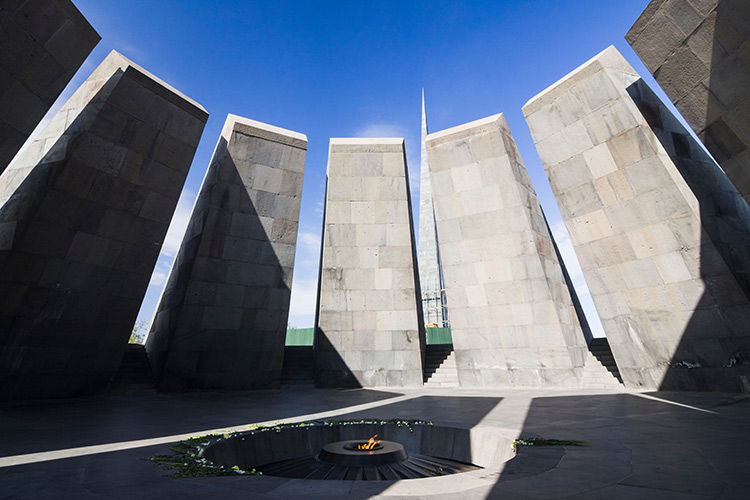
(255, 453), (480, 480)
(254, 434), (480, 480)
(200, 421), (491, 481)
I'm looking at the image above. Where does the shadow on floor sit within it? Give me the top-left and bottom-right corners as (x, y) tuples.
(487, 391), (750, 499)
(0, 388), (403, 456)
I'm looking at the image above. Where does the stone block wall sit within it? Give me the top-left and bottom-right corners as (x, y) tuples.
(146, 115), (306, 391)
(0, 51), (207, 400)
(626, 0), (750, 201)
(0, 0), (100, 172)
(315, 138), (425, 387)
(426, 114), (588, 388)
(523, 46), (750, 392)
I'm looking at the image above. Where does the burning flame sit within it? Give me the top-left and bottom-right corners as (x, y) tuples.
(356, 434), (381, 450)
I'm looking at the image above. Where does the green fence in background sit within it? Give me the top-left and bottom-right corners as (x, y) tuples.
(285, 327), (452, 346)
(285, 328), (315, 346)
(426, 327), (452, 345)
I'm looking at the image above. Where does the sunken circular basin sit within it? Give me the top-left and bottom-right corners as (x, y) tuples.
(201, 422), (514, 481)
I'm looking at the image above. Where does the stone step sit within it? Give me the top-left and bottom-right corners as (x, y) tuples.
(424, 350), (459, 386)
(110, 345), (156, 394)
(281, 346), (314, 385)
(586, 339), (623, 384)
(581, 351), (623, 388)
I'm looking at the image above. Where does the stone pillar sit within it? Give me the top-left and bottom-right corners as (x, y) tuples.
(426, 114), (588, 388)
(146, 115), (307, 391)
(626, 0), (750, 202)
(315, 138), (425, 387)
(523, 46), (750, 392)
(0, 0), (100, 173)
(0, 51), (208, 400)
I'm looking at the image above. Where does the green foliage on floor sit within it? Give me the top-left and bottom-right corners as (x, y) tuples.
(513, 438), (585, 447)
(150, 437), (260, 477)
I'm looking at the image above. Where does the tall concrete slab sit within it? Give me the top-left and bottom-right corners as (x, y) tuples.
(315, 138), (425, 387)
(418, 91), (448, 327)
(523, 46), (750, 392)
(626, 0), (750, 202)
(426, 114), (588, 388)
(0, 51), (208, 400)
(146, 115), (307, 391)
(0, 0), (100, 173)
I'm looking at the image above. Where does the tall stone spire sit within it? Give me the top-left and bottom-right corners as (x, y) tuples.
(417, 89), (448, 327)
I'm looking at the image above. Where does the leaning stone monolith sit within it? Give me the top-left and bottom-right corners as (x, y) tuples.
(523, 46), (750, 392)
(146, 115), (306, 391)
(315, 138), (425, 387)
(626, 0), (750, 202)
(426, 113), (588, 388)
(0, 50), (207, 400)
(0, 0), (100, 173)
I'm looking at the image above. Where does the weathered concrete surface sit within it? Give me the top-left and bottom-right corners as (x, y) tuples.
(523, 46), (750, 392)
(146, 115), (306, 391)
(627, 0), (750, 203)
(0, 51), (207, 401)
(0, 0), (100, 173)
(417, 91), (448, 327)
(426, 114), (588, 388)
(315, 138), (425, 388)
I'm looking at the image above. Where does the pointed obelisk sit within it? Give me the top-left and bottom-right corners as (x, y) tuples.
(417, 90), (448, 328)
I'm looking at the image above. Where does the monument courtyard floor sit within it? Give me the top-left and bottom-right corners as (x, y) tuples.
(1, 387), (748, 499)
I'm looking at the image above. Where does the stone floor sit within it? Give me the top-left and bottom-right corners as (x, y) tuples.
(1, 387), (748, 499)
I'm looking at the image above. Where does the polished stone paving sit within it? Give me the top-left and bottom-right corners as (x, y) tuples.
(1, 387), (748, 498)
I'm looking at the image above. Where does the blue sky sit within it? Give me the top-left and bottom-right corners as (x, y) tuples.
(49, 0), (666, 335)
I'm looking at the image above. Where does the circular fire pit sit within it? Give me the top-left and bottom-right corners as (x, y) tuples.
(319, 439), (408, 466)
(200, 421), (507, 481)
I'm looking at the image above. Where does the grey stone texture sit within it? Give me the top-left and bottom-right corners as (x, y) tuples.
(523, 46), (750, 392)
(146, 115), (307, 391)
(0, 0), (100, 173)
(315, 138), (426, 388)
(426, 114), (588, 388)
(418, 91), (448, 327)
(627, 0), (750, 202)
(0, 50), (207, 400)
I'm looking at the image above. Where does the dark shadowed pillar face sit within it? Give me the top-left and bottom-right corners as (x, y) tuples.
(146, 115), (307, 391)
(523, 46), (750, 392)
(426, 114), (588, 388)
(0, 0), (100, 173)
(315, 138), (425, 388)
(626, 0), (750, 202)
(0, 51), (208, 401)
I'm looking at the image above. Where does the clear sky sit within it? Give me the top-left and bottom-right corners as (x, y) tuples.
(54, 0), (667, 336)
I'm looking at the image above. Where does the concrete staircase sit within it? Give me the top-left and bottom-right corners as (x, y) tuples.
(581, 337), (624, 389)
(423, 344), (459, 387)
(281, 346), (315, 388)
(109, 343), (156, 395)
